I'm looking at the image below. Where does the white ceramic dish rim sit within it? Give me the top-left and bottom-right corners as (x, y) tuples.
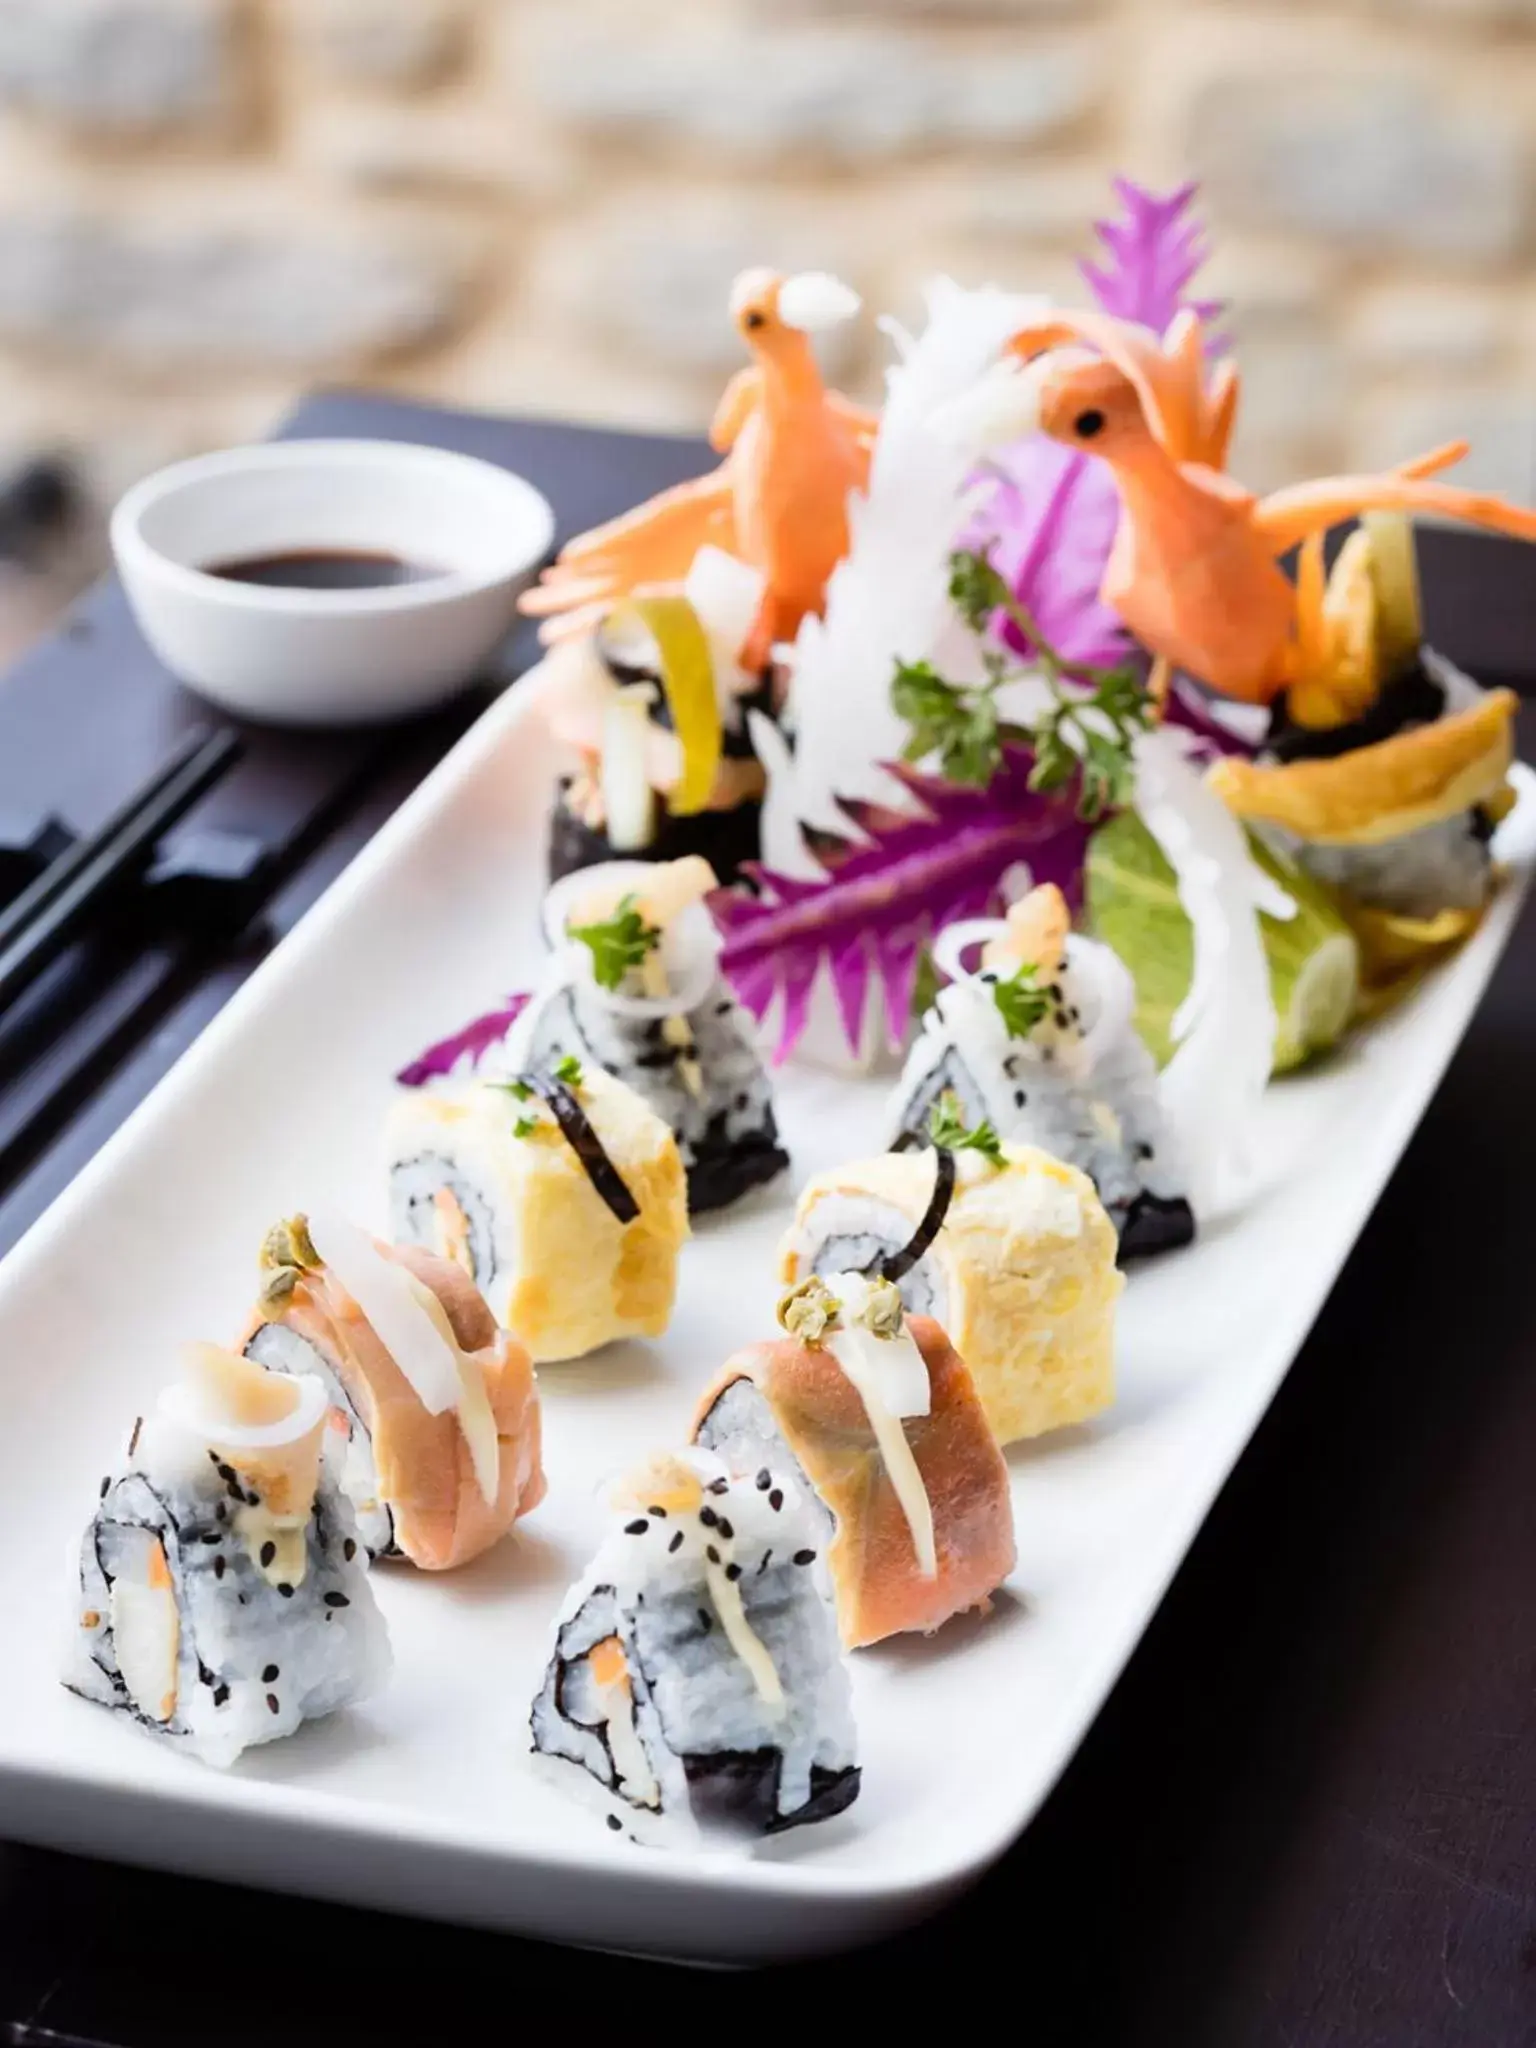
(110, 439), (557, 615)
(0, 663), (1530, 1951)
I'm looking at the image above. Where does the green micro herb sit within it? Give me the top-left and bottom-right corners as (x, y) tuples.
(551, 1054), (584, 1087)
(568, 894), (661, 992)
(512, 1113), (539, 1140)
(891, 547), (1151, 820)
(991, 961), (1050, 1040)
(927, 1092), (1005, 1167)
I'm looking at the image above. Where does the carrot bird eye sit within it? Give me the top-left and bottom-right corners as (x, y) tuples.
(1073, 408), (1106, 439)
(743, 310), (767, 332)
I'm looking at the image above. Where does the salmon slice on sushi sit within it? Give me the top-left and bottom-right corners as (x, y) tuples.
(693, 1276), (1015, 1649)
(780, 1127), (1123, 1447)
(387, 1054), (688, 1364)
(530, 1449), (858, 1844)
(889, 885), (1195, 1260)
(241, 1214), (544, 1571)
(65, 1341), (389, 1768)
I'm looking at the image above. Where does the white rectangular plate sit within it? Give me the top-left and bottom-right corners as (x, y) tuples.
(1, 678), (1530, 1965)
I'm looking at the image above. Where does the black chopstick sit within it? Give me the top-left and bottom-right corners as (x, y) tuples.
(0, 727), (242, 1017)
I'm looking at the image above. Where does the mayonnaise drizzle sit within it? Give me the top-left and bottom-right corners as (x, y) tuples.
(822, 1273), (938, 1581)
(704, 1558), (785, 1716)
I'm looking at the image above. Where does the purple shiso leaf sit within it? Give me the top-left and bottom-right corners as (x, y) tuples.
(396, 993), (529, 1087)
(709, 748), (1094, 1063)
(1080, 178), (1228, 349)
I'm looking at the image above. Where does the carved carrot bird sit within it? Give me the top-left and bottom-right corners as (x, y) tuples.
(950, 305), (1536, 705)
(520, 270), (877, 674)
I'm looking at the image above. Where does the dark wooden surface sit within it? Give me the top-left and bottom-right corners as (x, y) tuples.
(1, 396), (1533, 2047)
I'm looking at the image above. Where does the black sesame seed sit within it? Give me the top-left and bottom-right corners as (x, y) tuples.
(725, 1562), (742, 1582)
(979, 971), (998, 985)
(1137, 1141), (1154, 1161)
(706, 1544), (721, 1565)
(98, 1476), (110, 1498)
(699, 1504), (718, 1528)
(216, 1464), (237, 1484)
(208, 1450), (221, 1465)
(343, 1538), (357, 1562)
(216, 1503), (228, 1523)
(606, 1813), (623, 1832)
(1014, 1089), (1027, 1108)
(1047, 982), (1063, 1000)
(755, 1468), (772, 1491)
(262, 1664), (279, 1684)
(225, 1482), (245, 1505)
(259, 1541), (276, 1569)
(324, 1591), (350, 1609)
(203, 1531), (221, 1546)
(212, 1683), (230, 1707)
(1054, 1009), (1069, 1030)
(624, 1519), (649, 1536)
(696, 1608), (713, 1632)
(707, 1477), (729, 1496)
(758, 1550), (772, 1574)
(198, 1663), (215, 1687)
(213, 1555), (226, 1580)
(278, 1583), (294, 1599)
(768, 1489), (783, 1512)
(266, 1693), (280, 1716)
(667, 1530), (684, 1553)
(647, 1504), (667, 1519)
(716, 1516), (734, 1540)
(794, 1549), (817, 1566)
(733, 1092), (750, 1112)
(714, 1001), (733, 1017)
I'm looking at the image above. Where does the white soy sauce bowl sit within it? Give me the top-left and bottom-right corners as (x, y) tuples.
(111, 439), (556, 727)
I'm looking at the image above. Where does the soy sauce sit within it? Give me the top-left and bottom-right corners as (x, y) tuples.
(203, 548), (444, 591)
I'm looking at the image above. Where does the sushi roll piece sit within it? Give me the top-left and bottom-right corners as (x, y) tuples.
(1209, 518), (1520, 996)
(693, 1274), (1015, 1649)
(539, 577), (770, 887)
(780, 1135), (1122, 1447)
(241, 1214), (544, 1570)
(505, 855), (787, 1214)
(64, 1341), (389, 1768)
(530, 1449), (859, 1842)
(889, 885), (1195, 1260)
(388, 1054), (688, 1364)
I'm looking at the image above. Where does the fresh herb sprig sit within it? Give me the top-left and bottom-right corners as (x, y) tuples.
(568, 894), (661, 991)
(928, 1092), (1005, 1167)
(494, 1056), (582, 1138)
(991, 961), (1050, 1040)
(891, 548), (1151, 819)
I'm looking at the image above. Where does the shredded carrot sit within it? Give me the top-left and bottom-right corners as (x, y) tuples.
(589, 1636), (629, 1692)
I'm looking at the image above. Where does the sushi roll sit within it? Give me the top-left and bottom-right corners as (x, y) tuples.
(506, 855), (787, 1214)
(241, 1214), (544, 1571)
(64, 1340), (389, 1768)
(780, 1135), (1122, 1447)
(889, 885), (1195, 1260)
(387, 1054), (688, 1364)
(1214, 661), (1517, 925)
(1209, 518), (1520, 994)
(692, 1274), (1015, 1649)
(530, 1449), (859, 1843)
(539, 577), (770, 887)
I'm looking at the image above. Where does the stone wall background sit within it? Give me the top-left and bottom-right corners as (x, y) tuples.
(0, 0), (1532, 535)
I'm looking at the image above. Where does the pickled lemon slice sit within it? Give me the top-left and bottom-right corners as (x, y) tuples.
(610, 595), (722, 817)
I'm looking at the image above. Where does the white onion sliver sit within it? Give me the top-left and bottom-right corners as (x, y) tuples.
(159, 1369), (328, 1453)
(307, 1213), (463, 1418)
